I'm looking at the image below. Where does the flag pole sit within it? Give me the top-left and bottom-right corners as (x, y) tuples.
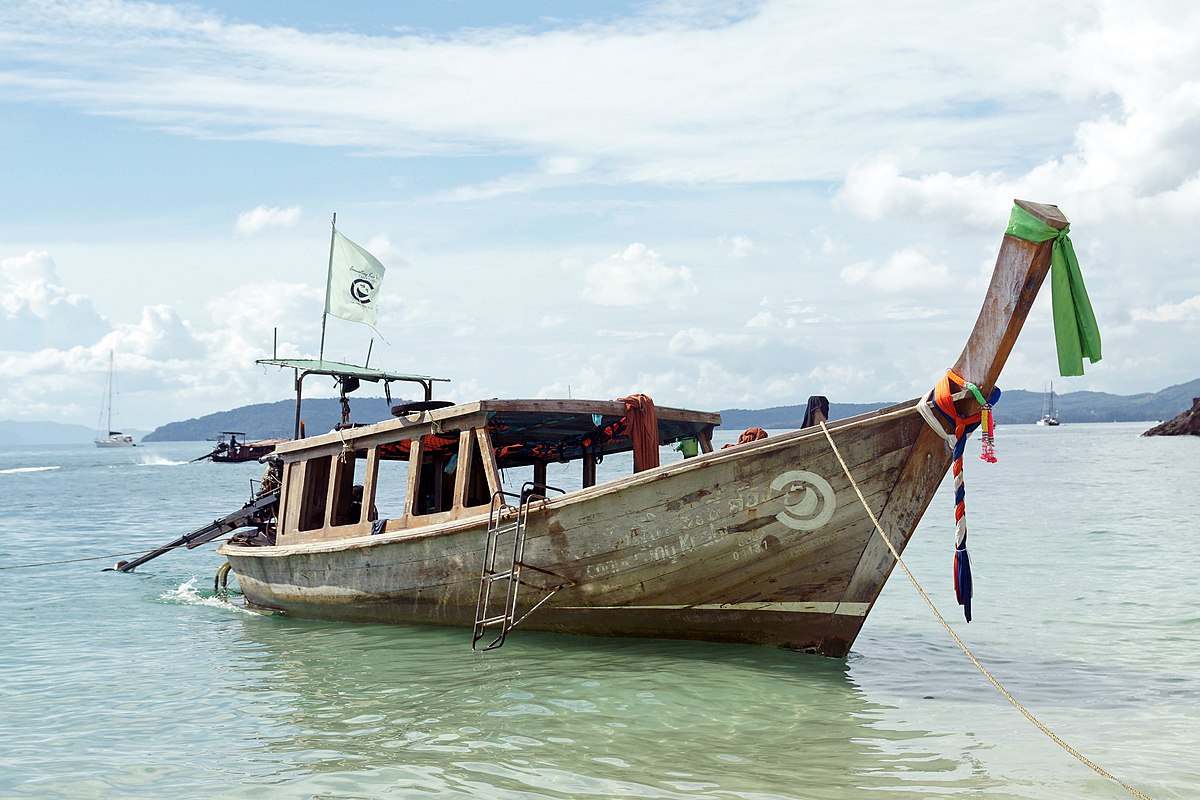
(319, 212), (337, 364)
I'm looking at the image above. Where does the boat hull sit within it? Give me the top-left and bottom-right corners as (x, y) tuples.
(211, 446), (276, 462)
(222, 402), (949, 656)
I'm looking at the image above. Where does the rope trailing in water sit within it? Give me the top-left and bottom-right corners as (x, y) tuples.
(1005, 203), (1102, 377)
(818, 420), (1152, 800)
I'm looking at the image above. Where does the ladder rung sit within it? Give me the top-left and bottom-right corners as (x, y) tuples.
(474, 493), (541, 651)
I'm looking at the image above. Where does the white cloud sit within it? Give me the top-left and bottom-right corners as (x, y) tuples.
(667, 327), (760, 357)
(746, 311), (798, 330)
(201, 280), (321, 369)
(816, 232), (849, 257)
(840, 248), (951, 293)
(745, 311), (784, 329)
(835, 157), (1016, 231)
(879, 306), (945, 321)
(593, 329), (657, 340)
(0, 1), (1088, 188)
(833, 4), (1200, 233)
(723, 235), (756, 259)
(3, 0), (1200, 423)
(807, 363), (880, 397)
(364, 233), (395, 259)
(0, 263), (330, 423)
(106, 304), (203, 361)
(235, 205), (302, 236)
(0, 251), (110, 349)
(541, 155), (590, 175)
(1131, 294), (1200, 322)
(581, 243), (698, 309)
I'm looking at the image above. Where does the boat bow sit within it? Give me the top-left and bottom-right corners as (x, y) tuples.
(837, 199), (1066, 643)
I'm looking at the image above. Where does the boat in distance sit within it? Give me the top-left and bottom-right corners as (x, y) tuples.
(192, 431), (289, 463)
(95, 350), (136, 447)
(211, 200), (1068, 657)
(1036, 382), (1061, 426)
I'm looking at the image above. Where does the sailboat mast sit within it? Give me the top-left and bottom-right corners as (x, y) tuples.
(106, 350), (114, 434)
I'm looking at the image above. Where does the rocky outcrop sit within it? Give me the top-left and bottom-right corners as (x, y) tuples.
(1143, 397), (1200, 436)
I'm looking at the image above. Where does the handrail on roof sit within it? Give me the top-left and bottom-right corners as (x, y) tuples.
(256, 358), (452, 439)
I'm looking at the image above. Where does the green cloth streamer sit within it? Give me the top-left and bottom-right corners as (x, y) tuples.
(1005, 204), (1102, 376)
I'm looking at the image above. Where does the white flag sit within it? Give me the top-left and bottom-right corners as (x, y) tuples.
(325, 230), (386, 325)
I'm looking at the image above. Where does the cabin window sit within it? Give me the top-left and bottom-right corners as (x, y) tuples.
(463, 431), (491, 508)
(298, 455), (332, 531)
(371, 444), (410, 522)
(499, 464), (536, 496)
(413, 432), (458, 516)
(329, 449), (369, 527)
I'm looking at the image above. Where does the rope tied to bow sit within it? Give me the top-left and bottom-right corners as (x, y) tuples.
(918, 369), (1002, 622)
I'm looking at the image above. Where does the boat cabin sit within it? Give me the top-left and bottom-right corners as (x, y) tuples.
(272, 399), (721, 546)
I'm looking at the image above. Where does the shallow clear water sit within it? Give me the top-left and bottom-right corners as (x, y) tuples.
(1, 423), (1196, 799)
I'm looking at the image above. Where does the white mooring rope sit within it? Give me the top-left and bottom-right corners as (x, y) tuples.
(818, 420), (1152, 800)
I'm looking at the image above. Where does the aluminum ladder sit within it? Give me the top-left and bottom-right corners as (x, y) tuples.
(472, 483), (567, 651)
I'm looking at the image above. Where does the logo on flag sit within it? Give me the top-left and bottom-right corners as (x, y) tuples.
(325, 230), (386, 326)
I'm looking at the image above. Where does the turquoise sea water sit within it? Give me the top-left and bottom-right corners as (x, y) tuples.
(1, 422), (1196, 799)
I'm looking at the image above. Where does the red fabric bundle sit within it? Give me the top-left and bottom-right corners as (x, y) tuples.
(618, 393), (660, 472)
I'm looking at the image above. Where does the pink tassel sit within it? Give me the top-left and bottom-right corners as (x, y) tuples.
(979, 405), (997, 463)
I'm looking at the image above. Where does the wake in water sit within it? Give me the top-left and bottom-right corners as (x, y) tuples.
(136, 453), (189, 467)
(0, 465), (61, 474)
(161, 577), (256, 616)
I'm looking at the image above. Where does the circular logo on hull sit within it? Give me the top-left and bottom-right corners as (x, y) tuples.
(770, 470), (836, 530)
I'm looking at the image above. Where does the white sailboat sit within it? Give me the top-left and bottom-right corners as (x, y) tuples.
(1036, 382), (1061, 426)
(95, 351), (136, 447)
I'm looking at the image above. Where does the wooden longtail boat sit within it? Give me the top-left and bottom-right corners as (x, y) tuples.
(217, 200), (1066, 657)
(194, 432), (289, 463)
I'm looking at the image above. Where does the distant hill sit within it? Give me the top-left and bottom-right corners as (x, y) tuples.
(720, 378), (1200, 429)
(137, 379), (1200, 442)
(141, 396), (411, 442)
(0, 420), (98, 445)
(719, 402), (891, 430)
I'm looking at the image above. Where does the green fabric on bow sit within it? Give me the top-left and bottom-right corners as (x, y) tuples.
(1005, 204), (1102, 376)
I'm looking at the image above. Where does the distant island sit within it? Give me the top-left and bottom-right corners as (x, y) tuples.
(140, 397), (399, 442)
(5, 379), (1197, 445)
(0, 420), (150, 445)
(138, 378), (1200, 442)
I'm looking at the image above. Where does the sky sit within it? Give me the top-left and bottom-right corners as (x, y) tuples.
(2, 0), (1199, 432)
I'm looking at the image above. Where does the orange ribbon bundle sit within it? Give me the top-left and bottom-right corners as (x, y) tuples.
(618, 393), (660, 472)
